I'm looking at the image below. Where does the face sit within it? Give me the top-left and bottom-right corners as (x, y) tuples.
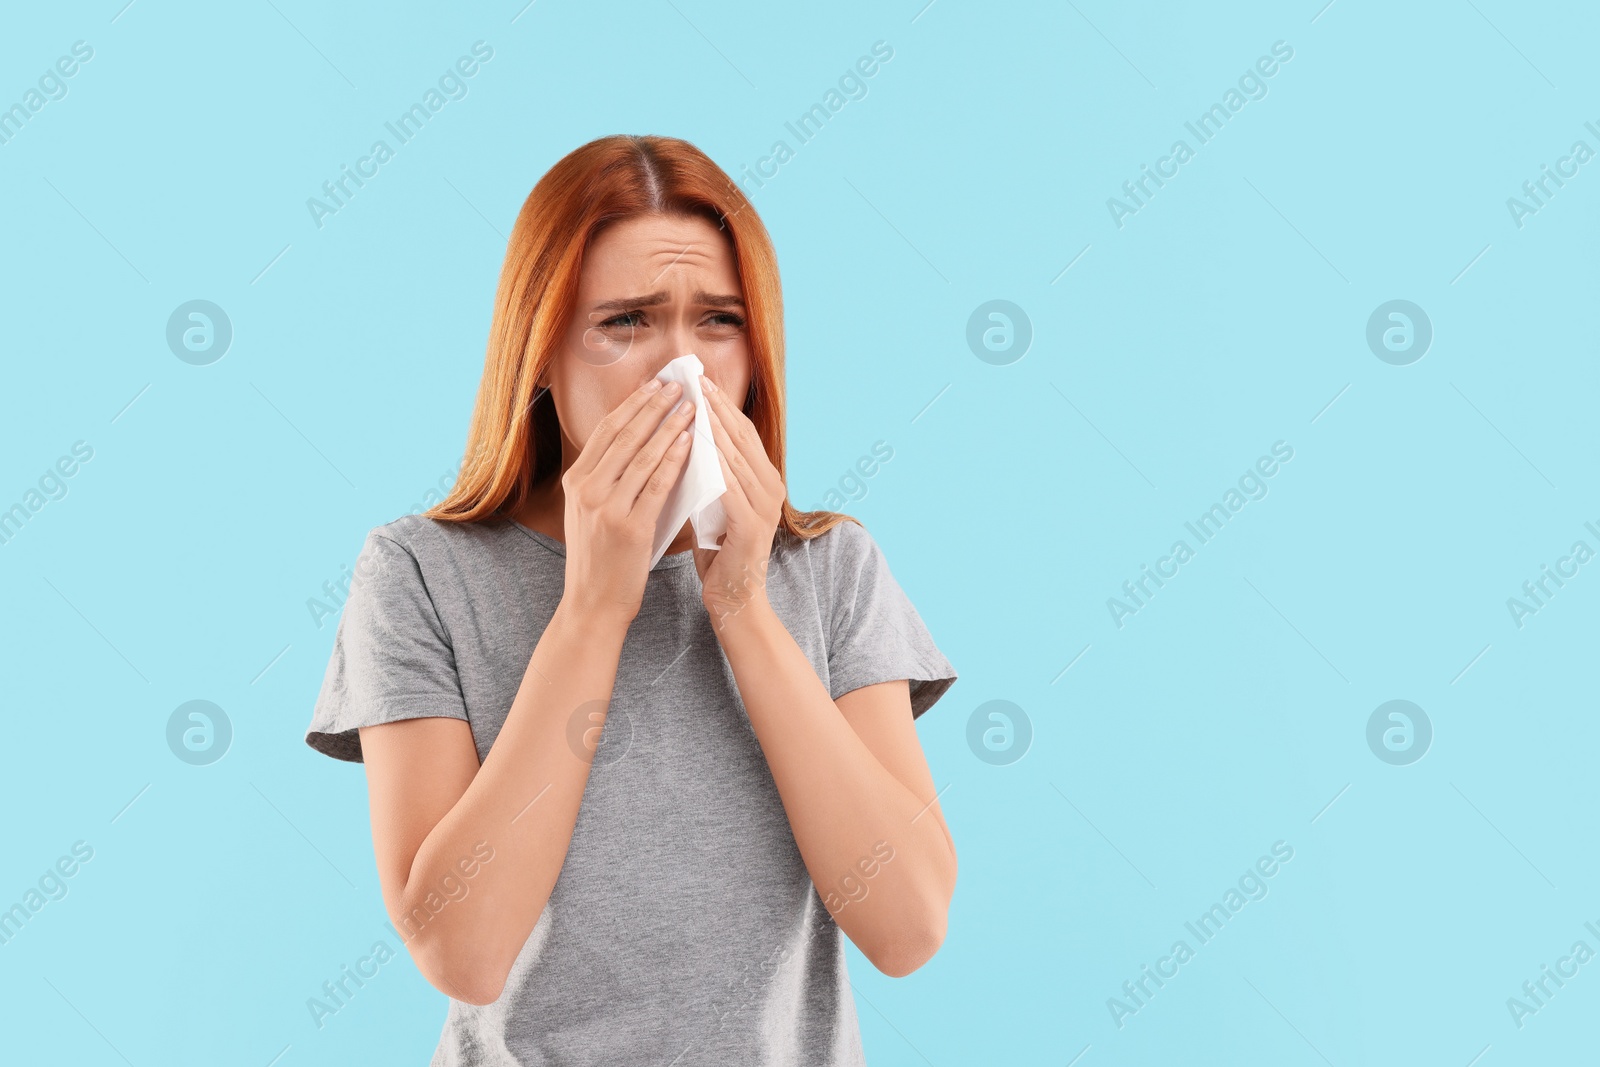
(542, 212), (751, 465)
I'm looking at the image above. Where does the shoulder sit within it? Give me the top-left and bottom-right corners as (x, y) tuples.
(777, 515), (875, 578)
(797, 514), (876, 557)
(361, 513), (510, 562)
(369, 511), (487, 546)
(346, 514), (517, 597)
(773, 516), (887, 623)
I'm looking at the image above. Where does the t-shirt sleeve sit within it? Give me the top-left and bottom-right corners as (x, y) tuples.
(305, 529), (470, 763)
(824, 520), (958, 720)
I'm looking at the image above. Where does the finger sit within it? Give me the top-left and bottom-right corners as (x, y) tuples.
(700, 374), (749, 436)
(569, 378), (671, 481)
(711, 425), (753, 519)
(590, 381), (689, 490)
(627, 421), (695, 524)
(706, 401), (757, 508)
(615, 394), (696, 510)
(702, 376), (777, 495)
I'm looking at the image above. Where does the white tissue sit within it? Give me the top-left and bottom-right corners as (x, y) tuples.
(648, 353), (728, 568)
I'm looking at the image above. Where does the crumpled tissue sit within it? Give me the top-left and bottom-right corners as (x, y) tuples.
(648, 353), (728, 568)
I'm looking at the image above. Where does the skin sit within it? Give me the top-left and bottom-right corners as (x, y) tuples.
(357, 213), (956, 1007)
(515, 210), (754, 565)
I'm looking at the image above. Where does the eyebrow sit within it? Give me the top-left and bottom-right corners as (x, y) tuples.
(590, 290), (745, 313)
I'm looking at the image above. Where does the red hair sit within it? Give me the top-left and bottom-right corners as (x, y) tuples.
(424, 134), (850, 543)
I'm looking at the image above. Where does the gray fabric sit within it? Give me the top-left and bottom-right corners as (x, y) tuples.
(305, 513), (957, 1065)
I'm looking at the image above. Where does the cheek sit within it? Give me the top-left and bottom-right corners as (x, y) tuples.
(569, 394), (615, 444)
(698, 351), (752, 408)
(700, 330), (750, 374)
(556, 371), (654, 447)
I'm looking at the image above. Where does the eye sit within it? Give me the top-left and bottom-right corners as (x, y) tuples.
(599, 311), (645, 329)
(704, 312), (746, 328)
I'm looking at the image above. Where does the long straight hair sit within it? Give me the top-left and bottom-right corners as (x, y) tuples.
(423, 134), (851, 545)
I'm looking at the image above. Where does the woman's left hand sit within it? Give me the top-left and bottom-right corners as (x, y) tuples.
(693, 373), (784, 629)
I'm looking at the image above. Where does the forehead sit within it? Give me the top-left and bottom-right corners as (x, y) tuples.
(580, 213), (740, 291)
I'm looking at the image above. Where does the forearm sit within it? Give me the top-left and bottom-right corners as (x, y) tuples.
(713, 597), (955, 975)
(398, 599), (628, 1003)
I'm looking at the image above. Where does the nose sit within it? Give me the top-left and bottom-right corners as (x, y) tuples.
(636, 323), (696, 380)
(641, 342), (692, 389)
(661, 319), (696, 362)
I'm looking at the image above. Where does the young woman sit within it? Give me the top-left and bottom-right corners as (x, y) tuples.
(305, 134), (959, 1065)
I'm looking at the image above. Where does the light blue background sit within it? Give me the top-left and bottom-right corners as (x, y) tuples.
(2, 1), (1596, 1064)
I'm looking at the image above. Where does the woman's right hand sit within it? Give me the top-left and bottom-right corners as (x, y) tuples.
(559, 377), (696, 624)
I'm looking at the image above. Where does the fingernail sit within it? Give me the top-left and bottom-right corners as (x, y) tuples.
(646, 379), (662, 392)
(702, 375), (718, 393)
(663, 380), (681, 394)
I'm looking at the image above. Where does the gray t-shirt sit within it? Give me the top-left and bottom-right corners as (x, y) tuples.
(305, 513), (957, 1065)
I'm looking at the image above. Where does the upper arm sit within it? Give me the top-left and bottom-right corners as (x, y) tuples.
(822, 522), (959, 722)
(359, 716), (481, 920)
(834, 680), (955, 864)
